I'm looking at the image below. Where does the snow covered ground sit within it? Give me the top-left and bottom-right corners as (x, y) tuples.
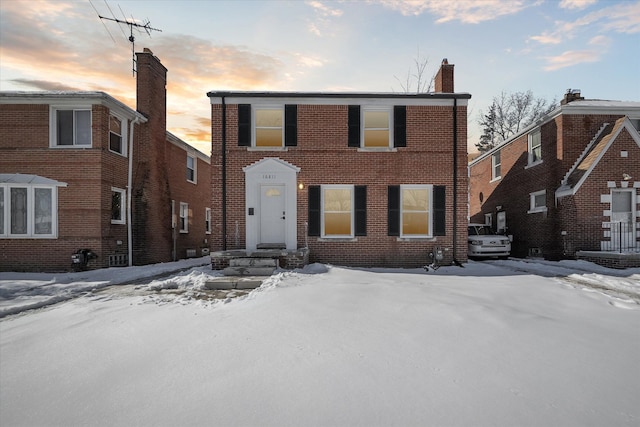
(1, 258), (639, 427)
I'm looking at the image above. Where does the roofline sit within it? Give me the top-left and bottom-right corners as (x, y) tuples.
(469, 100), (640, 166)
(166, 131), (210, 163)
(0, 91), (148, 122)
(206, 90), (472, 100)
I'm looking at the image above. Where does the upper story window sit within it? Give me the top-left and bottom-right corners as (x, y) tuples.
(111, 187), (126, 224)
(528, 190), (547, 214)
(491, 151), (501, 180)
(51, 106), (91, 147)
(0, 183), (59, 238)
(109, 114), (126, 155)
(238, 104), (297, 148)
(187, 155), (196, 183)
(528, 129), (542, 165)
(348, 105), (406, 149)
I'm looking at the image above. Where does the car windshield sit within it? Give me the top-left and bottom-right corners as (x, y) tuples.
(468, 225), (497, 236)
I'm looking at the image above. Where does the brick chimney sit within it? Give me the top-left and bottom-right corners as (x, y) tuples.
(561, 88), (584, 105)
(434, 58), (454, 93)
(132, 48), (172, 265)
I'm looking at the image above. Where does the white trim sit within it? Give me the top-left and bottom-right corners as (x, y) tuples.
(527, 129), (542, 166)
(362, 106), (393, 149)
(491, 151), (501, 181)
(111, 187), (126, 225)
(252, 105), (284, 148)
(187, 154), (197, 184)
(0, 183), (59, 238)
(108, 112), (128, 157)
(321, 184), (354, 238)
(400, 184), (433, 238)
(179, 202), (189, 233)
(49, 105), (93, 147)
(205, 207), (212, 234)
(210, 95), (468, 107)
(528, 190), (547, 214)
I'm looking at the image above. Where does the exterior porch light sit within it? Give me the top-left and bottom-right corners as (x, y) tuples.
(298, 182), (304, 190)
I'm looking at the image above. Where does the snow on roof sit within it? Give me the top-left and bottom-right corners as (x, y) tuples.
(0, 173), (67, 186)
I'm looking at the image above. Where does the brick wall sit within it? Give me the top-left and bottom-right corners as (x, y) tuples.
(211, 101), (468, 268)
(469, 111), (636, 260)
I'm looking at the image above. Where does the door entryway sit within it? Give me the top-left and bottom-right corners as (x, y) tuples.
(611, 189), (635, 250)
(259, 184), (286, 248)
(243, 158), (300, 252)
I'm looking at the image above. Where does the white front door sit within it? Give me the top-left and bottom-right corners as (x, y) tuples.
(611, 190), (635, 250)
(260, 184), (286, 247)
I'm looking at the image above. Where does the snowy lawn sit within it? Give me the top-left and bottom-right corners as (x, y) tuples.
(1, 260), (639, 427)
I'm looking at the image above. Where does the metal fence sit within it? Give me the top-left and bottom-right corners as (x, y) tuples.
(572, 222), (640, 253)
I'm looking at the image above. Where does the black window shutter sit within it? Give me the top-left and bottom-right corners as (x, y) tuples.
(388, 185), (400, 236)
(354, 186), (367, 236)
(348, 105), (360, 147)
(285, 104), (297, 147)
(308, 186), (321, 236)
(394, 106), (406, 147)
(434, 185), (446, 236)
(238, 104), (251, 146)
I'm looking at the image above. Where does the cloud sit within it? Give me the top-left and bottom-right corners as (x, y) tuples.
(305, 0), (344, 36)
(8, 79), (81, 91)
(559, 0), (596, 10)
(376, 0), (529, 24)
(529, 2), (640, 45)
(542, 49), (601, 71)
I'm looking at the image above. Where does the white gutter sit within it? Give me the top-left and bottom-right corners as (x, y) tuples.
(127, 116), (142, 267)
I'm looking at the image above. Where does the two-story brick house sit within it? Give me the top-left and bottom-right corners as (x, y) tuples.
(0, 49), (211, 271)
(208, 60), (470, 268)
(469, 90), (640, 267)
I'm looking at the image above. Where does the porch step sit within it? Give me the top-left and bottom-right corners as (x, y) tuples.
(230, 257), (278, 268)
(205, 276), (266, 290)
(222, 266), (276, 276)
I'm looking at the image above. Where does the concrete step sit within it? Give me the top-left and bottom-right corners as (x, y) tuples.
(229, 257), (278, 268)
(222, 266), (276, 276)
(205, 276), (265, 290)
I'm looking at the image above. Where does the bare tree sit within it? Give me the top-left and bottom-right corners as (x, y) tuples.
(476, 90), (557, 152)
(394, 49), (434, 94)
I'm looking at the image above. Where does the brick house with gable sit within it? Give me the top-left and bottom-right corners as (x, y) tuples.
(208, 59), (470, 268)
(469, 90), (640, 268)
(0, 49), (211, 272)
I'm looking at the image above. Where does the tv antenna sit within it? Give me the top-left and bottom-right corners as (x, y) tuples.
(92, 1), (162, 76)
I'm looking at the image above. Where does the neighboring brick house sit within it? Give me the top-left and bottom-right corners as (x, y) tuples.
(0, 49), (211, 271)
(469, 90), (640, 267)
(207, 60), (470, 268)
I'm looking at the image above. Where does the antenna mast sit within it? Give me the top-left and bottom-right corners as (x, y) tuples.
(97, 13), (162, 76)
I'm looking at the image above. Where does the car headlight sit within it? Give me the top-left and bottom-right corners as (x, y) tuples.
(501, 239), (510, 244)
(470, 240), (482, 245)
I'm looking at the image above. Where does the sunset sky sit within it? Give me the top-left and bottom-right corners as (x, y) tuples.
(1, 0), (639, 155)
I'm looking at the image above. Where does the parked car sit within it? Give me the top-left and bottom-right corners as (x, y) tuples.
(467, 224), (511, 259)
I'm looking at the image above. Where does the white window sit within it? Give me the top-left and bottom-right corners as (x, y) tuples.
(528, 190), (547, 213)
(180, 202), (189, 233)
(50, 106), (92, 147)
(187, 155), (196, 183)
(400, 185), (432, 237)
(322, 185), (353, 238)
(254, 107), (283, 147)
(111, 187), (126, 224)
(363, 108), (391, 148)
(491, 151), (501, 180)
(109, 114), (127, 156)
(0, 184), (58, 238)
(484, 213), (492, 226)
(528, 129), (542, 165)
(205, 207), (211, 234)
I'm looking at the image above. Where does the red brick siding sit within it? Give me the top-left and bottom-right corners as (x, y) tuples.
(211, 103), (468, 267)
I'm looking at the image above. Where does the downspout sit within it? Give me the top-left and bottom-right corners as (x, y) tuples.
(127, 116), (141, 267)
(452, 97), (461, 266)
(221, 96), (227, 250)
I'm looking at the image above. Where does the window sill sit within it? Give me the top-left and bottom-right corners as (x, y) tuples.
(527, 207), (547, 214)
(525, 160), (543, 170)
(357, 147), (398, 153)
(490, 176), (502, 183)
(317, 237), (357, 242)
(396, 237), (435, 242)
(108, 149), (127, 158)
(187, 180), (197, 185)
(180, 230), (189, 234)
(247, 147), (289, 152)
(111, 220), (126, 225)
